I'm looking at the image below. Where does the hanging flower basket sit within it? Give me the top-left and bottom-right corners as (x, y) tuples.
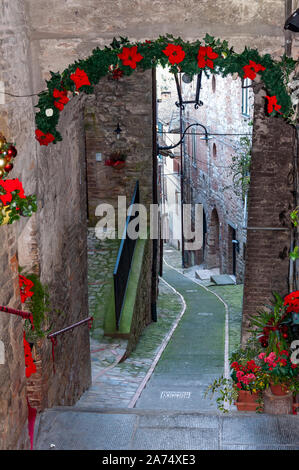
(104, 151), (127, 170)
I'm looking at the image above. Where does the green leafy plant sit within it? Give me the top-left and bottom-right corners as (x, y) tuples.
(204, 375), (239, 413)
(226, 136), (251, 200)
(19, 268), (63, 344)
(0, 189), (37, 225)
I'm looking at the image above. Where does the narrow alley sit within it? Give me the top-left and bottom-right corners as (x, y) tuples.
(2, 1), (299, 455)
(33, 247), (299, 450)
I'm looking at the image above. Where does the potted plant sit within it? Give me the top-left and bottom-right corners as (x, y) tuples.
(104, 150), (127, 169)
(205, 341), (265, 412)
(248, 291), (299, 397)
(257, 350), (299, 396)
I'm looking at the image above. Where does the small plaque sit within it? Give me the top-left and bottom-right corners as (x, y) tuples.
(160, 391), (191, 399)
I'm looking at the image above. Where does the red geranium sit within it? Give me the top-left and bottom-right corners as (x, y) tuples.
(35, 129), (55, 146)
(117, 46), (143, 69)
(19, 275), (34, 303)
(197, 46), (218, 69)
(162, 44), (186, 65)
(70, 67), (91, 90)
(53, 88), (69, 111)
(265, 95), (282, 115)
(23, 332), (36, 378)
(243, 60), (266, 80)
(0, 178), (26, 205)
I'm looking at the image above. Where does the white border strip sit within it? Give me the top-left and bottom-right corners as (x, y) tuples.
(128, 276), (187, 408)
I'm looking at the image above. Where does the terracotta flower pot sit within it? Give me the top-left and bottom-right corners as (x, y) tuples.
(235, 390), (260, 411)
(269, 382), (289, 396)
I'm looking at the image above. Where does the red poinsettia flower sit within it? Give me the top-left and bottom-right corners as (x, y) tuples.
(162, 44), (186, 65)
(117, 46), (143, 69)
(19, 275), (34, 303)
(284, 291), (299, 312)
(265, 95), (282, 115)
(0, 178), (26, 205)
(70, 67), (91, 90)
(197, 46), (218, 69)
(35, 129), (55, 146)
(243, 60), (266, 80)
(53, 88), (69, 111)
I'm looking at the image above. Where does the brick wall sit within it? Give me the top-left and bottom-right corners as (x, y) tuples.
(0, 0), (295, 450)
(183, 74), (253, 282)
(241, 85), (295, 343)
(84, 70), (153, 227)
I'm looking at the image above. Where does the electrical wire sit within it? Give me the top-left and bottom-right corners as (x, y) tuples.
(0, 91), (42, 98)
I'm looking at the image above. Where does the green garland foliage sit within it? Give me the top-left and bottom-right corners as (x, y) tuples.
(35, 34), (297, 144)
(0, 190), (37, 225)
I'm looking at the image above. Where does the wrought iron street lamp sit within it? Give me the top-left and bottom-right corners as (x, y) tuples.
(174, 72), (203, 110)
(157, 122), (210, 156)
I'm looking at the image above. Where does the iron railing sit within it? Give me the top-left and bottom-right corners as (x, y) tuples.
(113, 181), (140, 329)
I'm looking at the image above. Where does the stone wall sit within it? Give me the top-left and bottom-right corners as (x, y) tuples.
(84, 70), (153, 227)
(0, 0), (296, 450)
(0, 0), (37, 450)
(184, 74), (254, 282)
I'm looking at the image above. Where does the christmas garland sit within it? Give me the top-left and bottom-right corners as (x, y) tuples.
(0, 134), (37, 225)
(35, 34), (297, 145)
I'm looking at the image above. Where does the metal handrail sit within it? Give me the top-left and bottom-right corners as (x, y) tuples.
(0, 304), (34, 327)
(47, 316), (93, 339)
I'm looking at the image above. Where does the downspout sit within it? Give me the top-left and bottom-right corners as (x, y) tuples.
(151, 67), (158, 322)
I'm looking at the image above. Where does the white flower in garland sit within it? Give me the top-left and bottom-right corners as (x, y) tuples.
(45, 108), (54, 117)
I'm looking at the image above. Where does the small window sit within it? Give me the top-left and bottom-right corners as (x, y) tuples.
(242, 78), (251, 117)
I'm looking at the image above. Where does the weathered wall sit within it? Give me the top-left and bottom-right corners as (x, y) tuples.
(184, 74), (254, 282)
(0, 0), (37, 450)
(25, 0), (287, 67)
(84, 70), (153, 227)
(0, 0), (296, 450)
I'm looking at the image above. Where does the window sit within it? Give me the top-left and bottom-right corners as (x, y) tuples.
(212, 75), (216, 93)
(242, 78), (251, 117)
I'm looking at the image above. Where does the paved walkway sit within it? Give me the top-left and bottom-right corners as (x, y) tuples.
(34, 245), (299, 450)
(135, 262), (226, 412)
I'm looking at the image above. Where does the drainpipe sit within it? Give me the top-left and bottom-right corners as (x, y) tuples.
(151, 68), (158, 322)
